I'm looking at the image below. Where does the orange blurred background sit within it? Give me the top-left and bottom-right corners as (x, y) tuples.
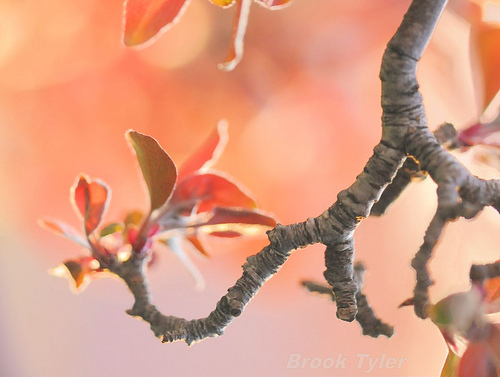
(1, 0), (499, 376)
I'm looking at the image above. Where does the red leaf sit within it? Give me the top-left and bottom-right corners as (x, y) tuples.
(219, 0), (252, 71)
(127, 227), (139, 245)
(485, 279), (500, 302)
(126, 130), (177, 212)
(171, 172), (257, 213)
(123, 0), (189, 46)
(178, 120), (229, 181)
(38, 218), (90, 249)
(50, 257), (102, 292)
(70, 174), (111, 236)
(471, 21), (500, 112)
(458, 342), (498, 377)
(185, 234), (210, 256)
(398, 297), (415, 308)
(63, 260), (86, 288)
(71, 174), (88, 219)
(193, 206), (277, 237)
(198, 206), (276, 227)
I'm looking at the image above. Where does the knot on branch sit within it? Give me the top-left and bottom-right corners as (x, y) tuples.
(223, 289), (245, 317)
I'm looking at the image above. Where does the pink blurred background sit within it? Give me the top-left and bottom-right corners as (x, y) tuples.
(1, 0), (499, 376)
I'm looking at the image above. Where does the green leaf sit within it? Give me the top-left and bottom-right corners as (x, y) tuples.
(441, 347), (460, 377)
(126, 130), (177, 212)
(124, 210), (144, 228)
(99, 222), (124, 238)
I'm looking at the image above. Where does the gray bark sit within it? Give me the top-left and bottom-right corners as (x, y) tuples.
(106, 0), (500, 344)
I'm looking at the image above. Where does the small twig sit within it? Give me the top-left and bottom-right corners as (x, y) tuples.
(301, 281), (335, 299)
(410, 213), (447, 318)
(470, 262), (500, 283)
(370, 156), (426, 216)
(302, 262), (394, 338)
(371, 122), (463, 217)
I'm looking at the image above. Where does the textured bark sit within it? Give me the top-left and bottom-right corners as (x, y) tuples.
(302, 262), (394, 338)
(105, 0), (500, 344)
(370, 122), (459, 217)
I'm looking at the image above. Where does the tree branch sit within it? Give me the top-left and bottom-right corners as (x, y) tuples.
(370, 122), (459, 217)
(107, 0), (500, 344)
(470, 262), (500, 282)
(302, 262), (394, 338)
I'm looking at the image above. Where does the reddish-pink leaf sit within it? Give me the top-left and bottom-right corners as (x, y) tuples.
(198, 206), (276, 227)
(219, 0), (252, 71)
(484, 260), (500, 302)
(70, 174), (111, 236)
(458, 112), (500, 149)
(209, 230), (242, 237)
(185, 234), (210, 256)
(441, 329), (461, 355)
(458, 342), (498, 377)
(50, 257), (102, 292)
(171, 172), (257, 213)
(127, 227), (139, 245)
(123, 0), (189, 46)
(71, 174), (88, 219)
(63, 260), (86, 288)
(85, 180), (111, 235)
(193, 206), (277, 237)
(255, 0), (292, 9)
(178, 121), (229, 181)
(126, 130), (177, 211)
(484, 278), (500, 302)
(38, 218), (90, 249)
